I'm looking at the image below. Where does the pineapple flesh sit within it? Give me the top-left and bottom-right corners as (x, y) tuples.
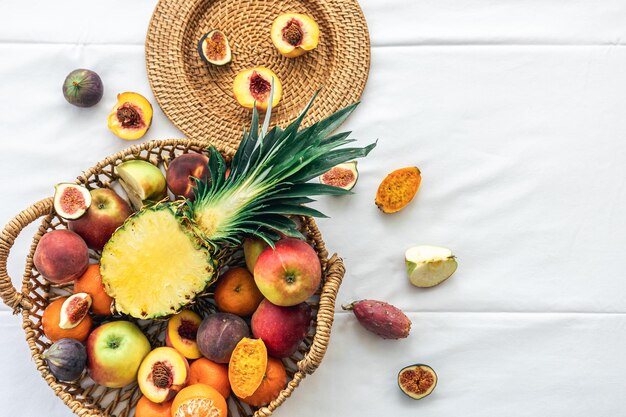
(100, 205), (215, 318)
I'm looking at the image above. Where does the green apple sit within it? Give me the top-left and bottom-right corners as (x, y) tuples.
(243, 237), (268, 273)
(86, 321), (151, 388)
(116, 160), (167, 209)
(405, 245), (457, 288)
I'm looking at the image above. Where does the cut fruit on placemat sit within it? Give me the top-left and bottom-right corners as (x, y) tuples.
(145, 0), (370, 151)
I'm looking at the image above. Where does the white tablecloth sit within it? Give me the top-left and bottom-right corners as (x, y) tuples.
(2, 1), (626, 416)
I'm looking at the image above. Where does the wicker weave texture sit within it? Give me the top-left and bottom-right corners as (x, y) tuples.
(146, 0), (370, 149)
(0, 139), (345, 417)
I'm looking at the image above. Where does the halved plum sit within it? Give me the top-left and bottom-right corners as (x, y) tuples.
(233, 67), (282, 111)
(166, 310), (203, 359)
(137, 347), (189, 403)
(107, 92), (153, 140)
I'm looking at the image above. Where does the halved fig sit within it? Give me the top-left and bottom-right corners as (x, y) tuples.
(59, 293), (92, 329)
(107, 92), (153, 140)
(405, 245), (457, 288)
(198, 30), (232, 66)
(53, 183), (92, 220)
(233, 67), (282, 111)
(271, 13), (320, 58)
(319, 161), (358, 191)
(398, 364), (437, 400)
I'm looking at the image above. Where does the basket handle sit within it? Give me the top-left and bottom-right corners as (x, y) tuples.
(0, 197), (53, 313)
(298, 253), (345, 375)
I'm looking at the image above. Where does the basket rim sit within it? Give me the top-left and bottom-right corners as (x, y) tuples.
(1, 138), (345, 417)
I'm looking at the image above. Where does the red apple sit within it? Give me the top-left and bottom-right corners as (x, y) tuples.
(166, 153), (209, 200)
(253, 238), (321, 306)
(68, 188), (133, 250)
(251, 299), (312, 358)
(87, 321), (151, 388)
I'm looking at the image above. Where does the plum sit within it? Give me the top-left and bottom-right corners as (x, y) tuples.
(196, 313), (249, 363)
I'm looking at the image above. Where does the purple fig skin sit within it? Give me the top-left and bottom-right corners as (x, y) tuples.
(342, 300), (411, 339)
(44, 338), (87, 381)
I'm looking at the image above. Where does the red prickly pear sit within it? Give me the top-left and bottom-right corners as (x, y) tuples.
(342, 300), (411, 339)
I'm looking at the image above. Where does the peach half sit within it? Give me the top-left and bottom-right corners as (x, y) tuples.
(166, 310), (203, 359)
(233, 67), (282, 111)
(271, 13), (319, 58)
(107, 92), (153, 140)
(137, 347), (189, 403)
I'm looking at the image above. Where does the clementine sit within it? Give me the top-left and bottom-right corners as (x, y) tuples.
(74, 263), (113, 315)
(214, 267), (263, 316)
(240, 357), (287, 407)
(136, 395), (172, 417)
(171, 384), (227, 417)
(188, 358), (230, 399)
(42, 297), (92, 342)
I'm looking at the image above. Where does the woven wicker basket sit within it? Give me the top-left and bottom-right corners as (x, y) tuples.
(0, 139), (344, 417)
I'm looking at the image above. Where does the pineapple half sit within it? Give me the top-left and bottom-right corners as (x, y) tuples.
(101, 205), (214, 318)
(101, 89), (375, 318)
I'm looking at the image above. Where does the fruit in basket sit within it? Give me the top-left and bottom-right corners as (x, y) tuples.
(100, 90), (375, 319)
(251, 299), (311, 358)
(271, 13), (319, 58)
(42, 297), (93, 343)
(87, 320), (151, 388)
(228, 338), (268, 398)
(375, 167), (421, 213)
(254, 238), (321, 307)
(116, 160), (167, 209)
(107, 92), (153, 140)
(405, 245), (457, 288)
(34, 229), (89, 284)
(398, 364), (437, 400)
(53, 183), (92, 220)
(74, 264), (114, 316)
(62, 69), (104, 108)
(59, 293), (92, 329)
(198, 30), (232, 66)
(239, 357), (287, 406)
(138, 347), (190, 403)
(101, 205), (214, 318)
(166, 153), (210, 200)
(196, 313), (249, 363)
(44, 338), (87, 382)
(188, 358), (230, 399)
(233, 67), (282, 110)
(214, 267), (264, 316)
(319, 161), (358, 191)
(243, 238), (267, 273)
(171, 384), (227, 417)
(342, 300), (411, 339)
(166, 310), (202, 359)
(136, 395), (173, 417)
(68, 188), (133, 251)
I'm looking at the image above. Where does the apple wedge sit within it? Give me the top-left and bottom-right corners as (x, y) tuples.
(405, 245), (457, 288)
(116, 160), (167, 209)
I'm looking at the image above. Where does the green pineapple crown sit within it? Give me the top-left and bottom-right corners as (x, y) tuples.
(188, 87), (376, 248)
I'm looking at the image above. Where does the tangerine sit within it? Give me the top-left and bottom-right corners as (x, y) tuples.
(74, 264), (113, 315)
(42, 297), (92, 342)
(214, 267), (264, 316)
(188, 358), (230, 399)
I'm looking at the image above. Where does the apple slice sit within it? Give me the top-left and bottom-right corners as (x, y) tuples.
(116, 160), (167, 209)
(405, 245), (457, 288)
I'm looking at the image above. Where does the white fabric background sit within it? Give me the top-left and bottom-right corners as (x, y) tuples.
(1, 0), (626, 416)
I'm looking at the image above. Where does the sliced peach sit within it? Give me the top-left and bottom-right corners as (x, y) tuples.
(233, 67), (282, 111)
(271, 13), (319, 58)
(166, 310), (202, 360)
(137, 347), (189, 404)
(107, 92), (153, 140)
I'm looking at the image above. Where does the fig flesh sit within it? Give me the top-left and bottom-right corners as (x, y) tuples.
(319, 161), (358, 190)
(59, 293), (92, 329)
(398, 364), (437, 400)
(62, 69), (103, 107)
(198, 30), (232, 66)
(342, 299), (411, 339)
(405, 245), (457, 287)
(44, 338), (87, 382)
(54, 183), (92, 220)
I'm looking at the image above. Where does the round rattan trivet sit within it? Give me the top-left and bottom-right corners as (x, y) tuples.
(0, 139), (345, 417)
(146, 0), (370, 150)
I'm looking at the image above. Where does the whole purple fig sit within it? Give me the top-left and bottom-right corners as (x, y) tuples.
(44, 338), (87, 381)
(342, 300), (411, 339)
(62, 69), (103, 107)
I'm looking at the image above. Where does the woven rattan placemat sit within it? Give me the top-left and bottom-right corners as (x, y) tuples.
(146, 0), (370, 150)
